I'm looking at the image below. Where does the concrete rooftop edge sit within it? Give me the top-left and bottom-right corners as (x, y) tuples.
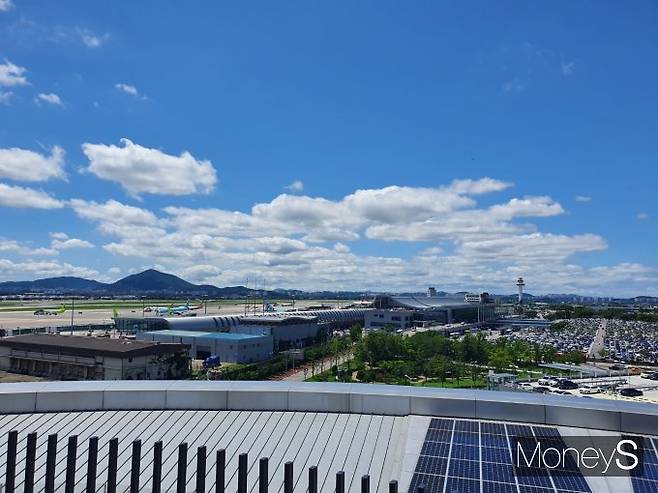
(0, 381), (656, 436)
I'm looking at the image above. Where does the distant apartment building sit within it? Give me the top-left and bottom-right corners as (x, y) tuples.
(0, 334), (190, 380)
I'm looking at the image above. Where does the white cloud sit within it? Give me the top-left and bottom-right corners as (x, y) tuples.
(49, 232), (94, 250)
(0, 59), (28, 87)
(489, 196), (564, 219)
(114, 83), (141, 97)
(284, 180), (304, 193)
(81, 139), (217, 196)
(35, 92), (63, 106)
(77, 28), (109, 48)
(637, 212), (649, 221)
(0, 238), (57, 257)
(0, 146), (66, 181)
(575, 195), (592, 203)
(0, 183), (64, 209)
(561, 61), (576, 76)
(53, 178), (658, 296)
(0, 0), (13, 12)
(0, 91), (12, 104)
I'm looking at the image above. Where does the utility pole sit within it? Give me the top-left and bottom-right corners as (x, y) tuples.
(70, 297), (74, 335)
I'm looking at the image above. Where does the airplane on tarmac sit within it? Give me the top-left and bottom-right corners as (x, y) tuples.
(146, 301), (202, 316)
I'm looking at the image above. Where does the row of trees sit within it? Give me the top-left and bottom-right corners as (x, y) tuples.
(343, 330), (584, 386)
(546, 305), (658, 323)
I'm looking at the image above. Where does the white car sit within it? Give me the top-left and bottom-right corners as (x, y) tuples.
(579, 386), (601, 394)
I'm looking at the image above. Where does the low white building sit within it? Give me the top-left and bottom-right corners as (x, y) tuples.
(138, 330), (273, 364)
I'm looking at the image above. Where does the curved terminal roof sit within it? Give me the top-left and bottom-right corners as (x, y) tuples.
(374, 295), (471, 310)
(1, 382), (656, 493)
(163, 309), (370, 331)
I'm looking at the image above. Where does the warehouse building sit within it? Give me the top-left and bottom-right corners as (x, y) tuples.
(137, 330), (273, 363)
(0, 334), (189, 380)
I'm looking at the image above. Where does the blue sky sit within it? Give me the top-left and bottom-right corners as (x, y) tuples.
(0, 0), (657, 296)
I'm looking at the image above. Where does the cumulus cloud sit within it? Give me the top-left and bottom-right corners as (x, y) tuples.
(49, 232), (94, 250)
(114, 83), (141, 97)
(0, 238), (57, 257)
(0, 91), (12, 104)
(35, 92), (63, 106)
(56, 178), (658, 295)
(77, 28), (109, 48)
(637, 212), (649, 220)
(0, 59), (28, 87)
(0, 146), (66, 181)
(284, 180), (304, 193)
(0, 183), (64, 209)
(81, 139), (217, 197)
(0, 0), (13, 12)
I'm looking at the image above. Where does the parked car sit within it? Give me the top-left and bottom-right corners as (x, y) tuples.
(619, 388), (643, 397)
(557, 380), (579, 390)
(579, 386), (601, 394)
(533, 386), (550, 393)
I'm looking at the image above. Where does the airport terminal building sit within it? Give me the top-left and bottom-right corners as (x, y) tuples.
(366, 295), (497, 331)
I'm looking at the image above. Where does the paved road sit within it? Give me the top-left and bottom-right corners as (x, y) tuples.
(280, 352), (352, 381)
(588, 319), (607, 359)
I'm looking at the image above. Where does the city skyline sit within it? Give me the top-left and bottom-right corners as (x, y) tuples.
(1, 1), (657, 296)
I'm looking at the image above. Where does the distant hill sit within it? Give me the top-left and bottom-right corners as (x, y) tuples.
(110, 269), (199, 293)
(0, 269), (262, 297)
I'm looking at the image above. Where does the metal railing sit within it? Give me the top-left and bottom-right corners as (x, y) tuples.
(2, 431), (405, 493)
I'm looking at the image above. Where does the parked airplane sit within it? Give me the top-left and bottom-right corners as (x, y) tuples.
(146, 301), (202, 316)
(34, 305), (66, 316)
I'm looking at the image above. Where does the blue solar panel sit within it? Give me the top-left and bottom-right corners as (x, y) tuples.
(482, 433), (509, 449)
(516, 468), (554, 488)
(482, 462), (516, 483)
(426, 428), (452, 443)
(507, 424), (533, 436)
(447, 459), (480, 480)
(429, 418), (454, 430)
(550, 470), (590, 492)
(517, 486), (555, 493)
(411, 418), (603, 493)
(450, 444), (479, 461)
(415, 455), (449, 476)
(482, 481), (518, 493)
(408, 473), (445, 493)
(421, 440), (451, 457)
(483, 446), (512, 464)
(454, 420), (478, 433)
(444, 477), (480, 493)
(452, 432), (479, 446)
(481, 422), (506, 435)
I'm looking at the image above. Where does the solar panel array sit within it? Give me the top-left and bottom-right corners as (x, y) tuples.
(409, 418), (597, 493)
(624, 434), (658, 493)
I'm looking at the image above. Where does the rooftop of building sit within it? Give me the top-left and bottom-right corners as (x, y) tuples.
(0, 381), (656, 493)
(143, 330), (270, 340)
(0, 333), (188, 357)
(374, 294), (473, 310)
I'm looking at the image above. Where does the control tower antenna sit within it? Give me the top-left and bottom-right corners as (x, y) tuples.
(516, 277), (525, 304)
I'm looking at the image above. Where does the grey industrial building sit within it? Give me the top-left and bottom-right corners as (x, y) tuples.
(137, 330), (273, 363)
